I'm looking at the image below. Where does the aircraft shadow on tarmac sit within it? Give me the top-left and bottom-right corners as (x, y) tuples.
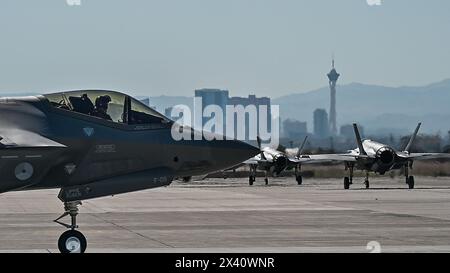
(174, 182), (450, 191)
(329, 186), (450, 191)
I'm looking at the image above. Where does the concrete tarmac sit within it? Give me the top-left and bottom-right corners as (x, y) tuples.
(1, 176), (450, 253)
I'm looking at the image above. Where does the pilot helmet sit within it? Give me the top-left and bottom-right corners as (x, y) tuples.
(95, 95), (112, 109)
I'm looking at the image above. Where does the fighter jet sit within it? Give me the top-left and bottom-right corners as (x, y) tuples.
(0, 90), (259, 253)
(237, 136), (310, 186)
(304, 123), (450, 190)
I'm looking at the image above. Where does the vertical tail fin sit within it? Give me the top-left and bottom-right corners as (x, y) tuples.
(257, 136), (267, 160)
(353, 123), (367, 155)
(296, 136), (308, 158)
(404, 123), (421, 153)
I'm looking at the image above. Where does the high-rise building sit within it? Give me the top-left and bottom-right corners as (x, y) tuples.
(229, 95), (272, 141)
(194, 89), (272, 142)
(327, 58), (340, 136)
(228, 95), (271, 110)
(283, 119), (307, 139)
(194, 89), (229, 129)
(314, 109), (330, 138)
(164, 106), (173, 119)
(195, 89), (229, 109)
(165, 106), (190, 125)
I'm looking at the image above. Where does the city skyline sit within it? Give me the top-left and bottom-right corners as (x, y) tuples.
(133, 76), (450, 137)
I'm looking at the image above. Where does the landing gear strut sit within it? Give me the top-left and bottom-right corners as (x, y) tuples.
(248, 176), (255, 186)
(364, 172), (370, 189)
(405, 163), (415, 189)
(295, 165), (303, 185)
(344, 177), (350, 190)
(54, 201), (87, 253)
(248, 165), (256, 186)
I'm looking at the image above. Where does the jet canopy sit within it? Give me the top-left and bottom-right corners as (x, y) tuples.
(44, 90), (170, 125)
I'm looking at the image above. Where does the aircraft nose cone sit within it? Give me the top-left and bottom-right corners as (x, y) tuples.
(229, 139), (261, 159)
(208, 139), (260, 171)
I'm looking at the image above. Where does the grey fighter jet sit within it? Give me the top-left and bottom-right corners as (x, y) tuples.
(240, 137), (310, 186)
(0, 90), (259, 253)
(304, 123), (450, 190)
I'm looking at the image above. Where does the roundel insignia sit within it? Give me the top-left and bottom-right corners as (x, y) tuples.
(15, 162), (34, 181)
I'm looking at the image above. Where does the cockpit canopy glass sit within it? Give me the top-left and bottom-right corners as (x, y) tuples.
(44, 90), (170, 125)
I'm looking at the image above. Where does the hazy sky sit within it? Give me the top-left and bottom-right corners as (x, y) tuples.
(0, 0), (449, 97)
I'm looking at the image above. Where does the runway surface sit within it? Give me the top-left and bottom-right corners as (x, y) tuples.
(1, 176), (450, 253)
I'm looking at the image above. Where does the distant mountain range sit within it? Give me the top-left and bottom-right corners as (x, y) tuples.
(143, 79), (450, 136)
(2, 79), (450, 136)
(273, 79), (450, 136)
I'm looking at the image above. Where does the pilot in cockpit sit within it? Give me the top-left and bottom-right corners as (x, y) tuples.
(90, 95), (112, 121)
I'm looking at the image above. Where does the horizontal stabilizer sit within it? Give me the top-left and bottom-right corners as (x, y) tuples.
(301, 154), (358, 163)
(397, 152), (450, 161)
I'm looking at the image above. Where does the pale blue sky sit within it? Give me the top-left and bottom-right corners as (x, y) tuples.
(0, 0), (449, 97)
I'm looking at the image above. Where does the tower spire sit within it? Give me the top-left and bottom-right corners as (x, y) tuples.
(332, 53), (335, 69)
(327, 54), (340, 136)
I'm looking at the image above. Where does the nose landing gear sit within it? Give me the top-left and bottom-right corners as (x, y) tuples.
(54, 201), (87, 253)
(407, 176), (415, 189)
(295, 165), (303, 185)
(264, 170), (269, 185)
(343, 163), (355, 190)
(364, 172), (370, 189)
(248, 175), (255, 186)
(344, 177), (350, 190)
(248, 165), (257, 186)
(405, 163), (415, 189)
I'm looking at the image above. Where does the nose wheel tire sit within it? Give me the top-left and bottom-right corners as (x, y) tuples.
(249, 176), (255, 186)
(344, 177), (350, 190)
(182, 176), (192, 183)
(296, 175), (303, 185)
(264, 178), (269, 185)
(407, 176), (415, 189)
(365, 180), (370, 189)
(58, 230), (87, 253)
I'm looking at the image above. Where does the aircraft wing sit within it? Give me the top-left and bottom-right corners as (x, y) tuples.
(289, 154), (364, 164)
(0, 129), (66, 149)
(243, 158), (261, 165)
(224, 157), (270, 171)
(397, 152), (450, 161)
(305, 154), (358, 163)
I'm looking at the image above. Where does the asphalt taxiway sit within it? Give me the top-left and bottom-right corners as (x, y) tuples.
(1, 176), (450, 253)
